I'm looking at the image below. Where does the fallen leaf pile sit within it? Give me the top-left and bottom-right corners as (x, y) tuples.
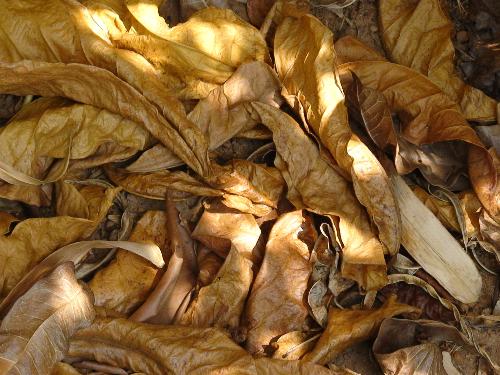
(0, 0), (499, 374)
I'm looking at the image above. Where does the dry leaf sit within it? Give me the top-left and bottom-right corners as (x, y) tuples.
(373, 319), (469, 375)
(131, 194), (197, 324)
(271, 331), (320, 360)
(197, 246), (224, 287)
(0, 212), (17, 235)
(252, 103), (387, 290)
(303, 295), (420, 365)
(340, 61), (499, 222)
(274, 10), (400, 257)
(335, 35), (386, 65)
(245, 210), (313, 354)
(0, 263), (95, 375)
(413, 187), (480, 238)
(90, 211), (167, 315)
(51, 362), (81, 375)
(129, 61), (281, 172)
(181, 210), (260, 333)
(0, 185), (118, 299)
(68, 317), (339, 374)
(379, 0), (497, 121)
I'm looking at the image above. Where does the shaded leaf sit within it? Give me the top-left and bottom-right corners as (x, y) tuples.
(274, 10), (400, 257)
(0, 212), (17, 235)
(90, 211), (167, 315)
(252, 103), (387, 290)
(303, 296), (420, 365)
(373, 319), (469, 375)
(335, 36), (386, 65)
(0, 263), (95, 375)
(68, 317), (340, 374)
(180, 210), (260, 333)
(245, 211), (314, 354)
(379, 0), (497, 121)
(340, 60), (499, 222)
(0, 185), (118, 299)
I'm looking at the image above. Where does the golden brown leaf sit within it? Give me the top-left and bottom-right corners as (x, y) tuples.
(341, 61), (499, 222)
(379, 0), (497, 121)
(89, 211), (167, 315)
(0, 212), (17, 236)
(181, 210), (260, 332)
(51, 362), (81, 375)
(128, 61), (281, 172)
(274, 10), (400, 257)
(245, 211), (313, 354)
(68, 317), (338, 374)
(197, 246), (224, 287)
(0, 185), (118, 299)
(252, 103), (387, 290)
(271, 331), (319, 360)
(0, 263), (95, 375)
(303, 296), (420, 365)
(335, 35), (386, 65)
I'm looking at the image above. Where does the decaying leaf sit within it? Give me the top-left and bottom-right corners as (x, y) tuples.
(373, 319), (470, 375)
(392, 174), (482, 303)
(131, 193), (197, 324)
(129, 61), (281, 172)
(379, 0), (498, 121)
(253, 103), (387, 290)
(68, 317), (340, 374)
(340, 60), (499, 222)
(303, 296), (420, 365)
(274, 8), (400, 258)
(90, 211), (167, 315)
(0, 185), (118, 299)
(0, 263), (95, 375)
(245, 210), (314, 354)
(181, 210), (260, 333)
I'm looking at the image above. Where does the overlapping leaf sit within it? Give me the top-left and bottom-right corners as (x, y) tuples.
(379, 0), (498, 121)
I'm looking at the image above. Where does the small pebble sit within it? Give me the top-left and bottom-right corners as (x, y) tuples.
(456, 30), (469, 43)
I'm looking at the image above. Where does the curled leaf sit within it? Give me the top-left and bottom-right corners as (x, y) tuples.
(379, 0), (497, 121)
(303, 296), (420, 365)
(181, 210), (261, 333)
(90, 211), (167, 315)
(0, 263), (95, 375)
(245, 211), (314, 354)
(252, 103), (387, 290)
(274, 10), (400, 257)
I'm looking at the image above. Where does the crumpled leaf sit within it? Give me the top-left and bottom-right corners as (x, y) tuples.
(271, 331), (320, 360)
(476, 125), (500, 154)
(479, 209), (500, 261)
(413, 187), (480, 238)
(0, 212), (17, 235)
(274, 9), (400, 257)
(0, 96), (149, 183)
(181, 210), (260, 334)
(335, 36), (386, 65)
(131, 193), (197, 324)
(245, 210), (314, 354)
(373, 319), (469, 375)
(0, 185), (118, 299)
(303, 295), (420, 365)
(51, 362), (81, 375)
(197, 246), (224, 287)
(0, 263), (95, 375)
(90, 211), (167, 315)
(379, 0), (497, 122)
(252, 103), (387, 290)
(340, 61), (499, 222)
(128, 61), (281, 172)
(247, 0), (276, 26)
(68, 317), (340, 374)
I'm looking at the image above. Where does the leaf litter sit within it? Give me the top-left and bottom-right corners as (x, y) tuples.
(0, 0), (499, 374)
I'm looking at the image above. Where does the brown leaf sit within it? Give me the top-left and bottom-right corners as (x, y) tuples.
(89, 211), (167, 315)
(373, 319), (469, 375)
(51, 362), (81, 375)
(180, 210), (260, 333)
(379, 0), (497, 122)
(0, 185), (117, 299)
(247, 0), (276, 26)
(252, 103), (387, 291)
(274, 10), (400, 257)
(131, 194), (197, 324)
(271, 331), (320, 360)
(197, 246), (224, 287)
(0, 263), (95, 375)
(340, 61), (499, 222)
(0, 212), (17, 235)
(68, 317), (339, 374)
(303, 295), (420, 365)
(245, 210), (314, 354)
(335, 36), (386, 65)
